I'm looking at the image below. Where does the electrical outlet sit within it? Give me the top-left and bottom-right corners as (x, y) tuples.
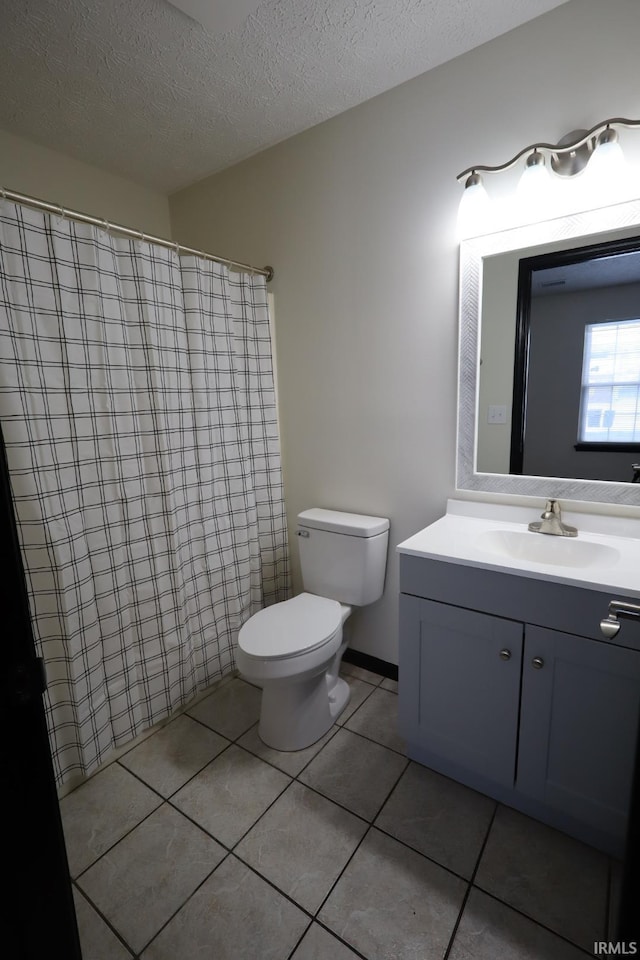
(488, 405), (507, 424)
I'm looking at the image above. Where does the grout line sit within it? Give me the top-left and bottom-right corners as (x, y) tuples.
(309, 919), (371, 960)
(470, 885), (599, 958)
(73, 880), (138, 958)
(180, 709), (237, 741)
(299, 750), (415, 929)
(123, 737), (235, 800)
(169, 770), (602, 960)
(72, 784), (165, 881)
(229, 850), (329, 925)
(232, 720), (341, 779)
(72, 688), (426, 955)
(338, 723), (407, 757)
(134, 852), (233, 955)
(442, 801), (498, 960)
(444, 801), (607, 958)
(335, 681), (378, 725)
(312, 822), (374, 919)
(70, 685), (607, 960)
(228, 850), (380, 959)
(369, 822), (476, 887)
(286, 726), (341, 778)
(289, 783), (382, 831)
(285, 919), (314, 960)
(163, 761), (294, 852)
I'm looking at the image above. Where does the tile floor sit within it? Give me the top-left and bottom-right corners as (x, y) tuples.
(60, 662), (620, 959)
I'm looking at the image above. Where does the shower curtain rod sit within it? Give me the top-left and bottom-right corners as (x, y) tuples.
(1, 186), (274, 282)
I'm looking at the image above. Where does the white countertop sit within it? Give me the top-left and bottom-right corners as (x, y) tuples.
(397, 500), (640, 599)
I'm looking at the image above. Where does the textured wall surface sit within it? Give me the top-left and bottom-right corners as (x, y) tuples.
(0, 0), (567, 191)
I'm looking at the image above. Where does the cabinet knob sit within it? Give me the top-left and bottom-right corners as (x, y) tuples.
(531, 657), (544, 669)
(499, 649), (511, 661)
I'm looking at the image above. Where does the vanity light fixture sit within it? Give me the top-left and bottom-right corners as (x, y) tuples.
(457, 117), (640, 234)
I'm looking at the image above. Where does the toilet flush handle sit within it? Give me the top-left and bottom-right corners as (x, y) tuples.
(296, 529), (309, 538)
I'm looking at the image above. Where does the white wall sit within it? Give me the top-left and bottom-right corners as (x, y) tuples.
(0, 128), (171, 237)
(169, 0), (640, 665)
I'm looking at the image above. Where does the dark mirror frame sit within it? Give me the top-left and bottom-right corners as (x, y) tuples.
(509, 234), (640, 475)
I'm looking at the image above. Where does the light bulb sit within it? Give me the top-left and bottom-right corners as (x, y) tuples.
(584, 127), (629, 204)
(457, 173), (491, 239)
(516, 150), (552, 221)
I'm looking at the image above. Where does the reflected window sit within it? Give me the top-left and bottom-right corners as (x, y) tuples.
(579, 318), (640, 443)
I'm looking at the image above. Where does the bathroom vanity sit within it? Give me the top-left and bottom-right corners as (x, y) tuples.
(397, 500), (640, 857)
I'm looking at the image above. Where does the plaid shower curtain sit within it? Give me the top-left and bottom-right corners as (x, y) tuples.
(0, 200), (290, 786)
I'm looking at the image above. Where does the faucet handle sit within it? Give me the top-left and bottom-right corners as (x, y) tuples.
(542, 498), (559, 518)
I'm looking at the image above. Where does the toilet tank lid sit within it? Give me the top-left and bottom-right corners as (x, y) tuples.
(297, 508), (389, 537)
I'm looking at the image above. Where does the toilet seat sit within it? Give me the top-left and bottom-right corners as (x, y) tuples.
(238, 592), (342, 660)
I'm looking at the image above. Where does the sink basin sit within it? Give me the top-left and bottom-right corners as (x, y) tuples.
(397, 499), (640, 595)
(475, 529), (621, 569)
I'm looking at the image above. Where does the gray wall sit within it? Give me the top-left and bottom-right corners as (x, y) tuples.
(524, 283), (640, 482)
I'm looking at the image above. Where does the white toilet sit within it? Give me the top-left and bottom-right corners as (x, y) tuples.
(237, 508), (389, 751)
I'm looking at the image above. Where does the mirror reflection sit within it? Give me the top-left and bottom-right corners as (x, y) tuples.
(477, 231), (640, 482)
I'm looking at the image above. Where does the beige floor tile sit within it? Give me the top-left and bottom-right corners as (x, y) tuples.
(375, 761), (495, 878)
(61, 763), (162, 877)
(236, 781), (368, 914)
(172, 744), (290, 846)
(186, 677), (261, 739)
(344, 686), (406, 754)
(69, 669), (606, 960)
(340, 662), (383, 685)
(449, 888), (589, 960)
(335, 675), (377, 725)
(291, 922), (362, 959)
(141, 855), (308, 960)
(77, 803), (225, 953)
(237, 722), (338, 776)
(73, 887), (133, 960)
(299, 727), (407, 821)
(475, 805), (609, 951)
(380, 677), (398, 693)
(319, 828), (466, 960)
(119, 714), (229, 796)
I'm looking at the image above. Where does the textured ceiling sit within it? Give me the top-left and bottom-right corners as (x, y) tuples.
(533, 251), (640, 295)
(0, 0), (569, 193)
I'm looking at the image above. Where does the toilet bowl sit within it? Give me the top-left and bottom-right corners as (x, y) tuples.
(237, 593), (351, 751)
(237, 507), (390, 752)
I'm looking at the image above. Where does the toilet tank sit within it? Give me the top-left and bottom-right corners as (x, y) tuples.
(296, 508), (389, 606)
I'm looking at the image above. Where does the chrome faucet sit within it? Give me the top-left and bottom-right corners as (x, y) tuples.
(528, 498), (578, 537)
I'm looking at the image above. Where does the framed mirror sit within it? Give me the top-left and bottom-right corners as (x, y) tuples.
(510, 236), (640, 481)
(457, 198), (640, 506)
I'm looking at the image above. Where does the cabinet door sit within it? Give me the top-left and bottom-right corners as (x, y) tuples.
(399, 596), (523, 787)
(518, 626), (640, 841)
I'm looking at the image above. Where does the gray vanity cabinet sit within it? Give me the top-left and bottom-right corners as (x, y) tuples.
(518, 625), (640, 844)
(398, 555), (640, 856)
(399, 596), (523, 788)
